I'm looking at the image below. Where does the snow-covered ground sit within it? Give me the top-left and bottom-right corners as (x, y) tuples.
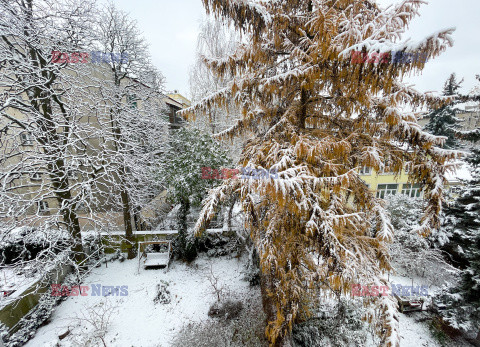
(398, 312), (440, 347)
(0, 267), (36, 299)
(22, 255), (451, 347)
(26, 255), (256, 347)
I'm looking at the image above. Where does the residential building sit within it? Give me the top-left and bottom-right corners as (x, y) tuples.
(0, 61), (190, 231)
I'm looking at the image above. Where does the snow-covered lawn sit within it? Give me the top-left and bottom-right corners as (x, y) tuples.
(26, 255), (257, 347)
(22, 255), (450, 347)
(398, 313), (440, 347)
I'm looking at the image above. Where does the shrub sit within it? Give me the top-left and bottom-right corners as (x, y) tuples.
(0, 227), (70, 265)
(172, 295), (266, 347)
(208, 300), (243, 320)
(197, 232), (243, 258)
(292, 299), (369, 347)
(154, 280), (171, 305)
(172, 230), (198, 262)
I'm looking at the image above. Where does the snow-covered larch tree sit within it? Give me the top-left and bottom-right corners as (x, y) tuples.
(183, 1), (462, 345)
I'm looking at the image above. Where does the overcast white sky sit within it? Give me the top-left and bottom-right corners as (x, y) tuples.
(106, 0), (480, 99)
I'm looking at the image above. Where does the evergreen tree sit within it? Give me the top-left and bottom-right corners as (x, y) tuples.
(185, 1), (459, 345)
(425, 73), (463, 149)
(158, 127), (230, 261)
(443, 73), (463, 96)
(438, 74), (480, 337)
(440, 147), (480, 336)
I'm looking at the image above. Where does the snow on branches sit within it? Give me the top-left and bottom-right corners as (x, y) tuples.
(183, 0), (457, 345)
(0, 0), (168, 267)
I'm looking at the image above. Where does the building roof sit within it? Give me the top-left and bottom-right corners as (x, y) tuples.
(166, 92), (191, 108)
(164, 95), (183, 109)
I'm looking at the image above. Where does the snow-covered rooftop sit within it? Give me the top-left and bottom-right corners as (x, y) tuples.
(445, 162), (473, 183)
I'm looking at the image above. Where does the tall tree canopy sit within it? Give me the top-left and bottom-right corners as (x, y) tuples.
(183, 1), (460, 345)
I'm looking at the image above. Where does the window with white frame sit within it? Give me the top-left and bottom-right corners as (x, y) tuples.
(376, 184), (398, 198)
(379, 166), (395, 175)
(402, 183), (423, 198)
(38, 200), (49, 213)
(20, 132), (33, 145)
(378, 158), (397, 175)
(359, 166), (372, 175)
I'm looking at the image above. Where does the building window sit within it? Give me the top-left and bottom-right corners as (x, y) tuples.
(402, 183), (423, 198)
(168, 104), (183, 129)
(38, 201), (49, 213)
(376, 184), (398, 198)
(30, 172), (42, 181)
(20, 132), (33, 145)
(378, 159), (396, 175)
(359, 166), (372, 175)
(379, 167), (395, 175)
(127, 94), (137, 109)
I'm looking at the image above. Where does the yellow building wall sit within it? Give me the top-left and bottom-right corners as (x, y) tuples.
(360, 170), (410, 194)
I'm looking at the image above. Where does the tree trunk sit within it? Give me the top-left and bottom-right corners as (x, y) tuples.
(178, 198), (189, 234)
(121, 189), (136, 259)
(299, 88), (308, 129)
(227, 198), (235, 232)
(109, 87), (138, 259)
(260, 269), (290, 347)
(176, 198), (190, 258)
(56, 187), (85, 265)
(36, 89), (86, 265)
(53, 180), (85, 265)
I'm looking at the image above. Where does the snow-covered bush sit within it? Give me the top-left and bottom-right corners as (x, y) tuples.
(197, 231), (243, 258)
(291, 299), (369, 347)
(172, 233), (198, 263)
(208, 300), (243, 320)
(81, 232), (103, 260)
(0, 323), (8, 346)
(4, 287), (63, 346)
(172, 295), (266, 347)
(68, 299), (118, 347)
(0, 227), (70, 265)
(153, 280), (171, 305)
(386, 195), (458, 284)
(111, 249), (125, 263)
